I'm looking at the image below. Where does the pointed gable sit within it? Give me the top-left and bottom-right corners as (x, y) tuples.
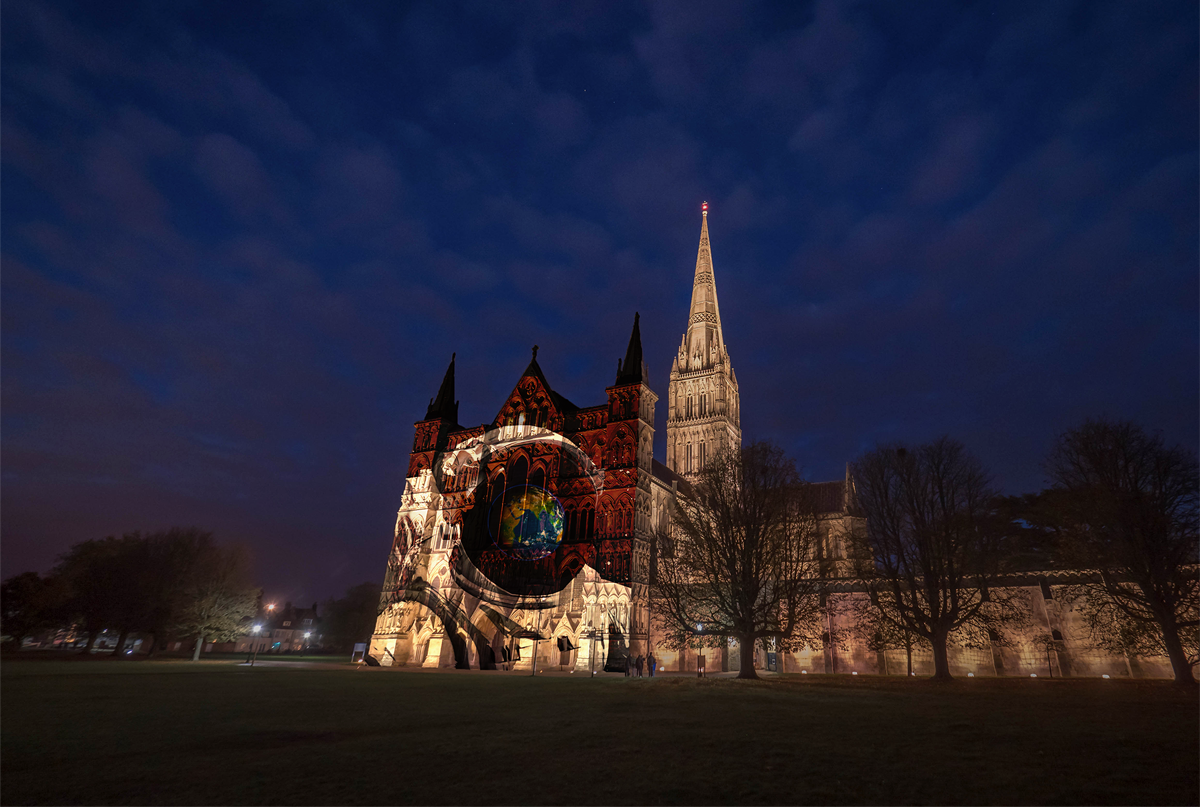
(494, 346), (578, 431)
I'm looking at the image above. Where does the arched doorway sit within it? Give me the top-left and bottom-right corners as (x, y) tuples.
(398, 581), (496, 669)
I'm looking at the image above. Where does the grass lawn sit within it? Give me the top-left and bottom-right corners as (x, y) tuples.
(2, 660), (1196, 806)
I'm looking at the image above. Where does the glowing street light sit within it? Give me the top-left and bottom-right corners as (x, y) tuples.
(248, 624), (262, 667)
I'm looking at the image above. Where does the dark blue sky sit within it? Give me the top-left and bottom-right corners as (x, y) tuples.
(3, 0), (1197, 605)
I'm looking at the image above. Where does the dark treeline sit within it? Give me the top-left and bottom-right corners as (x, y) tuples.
(320, 582), (383, 654)
(1, 527), (258, 659)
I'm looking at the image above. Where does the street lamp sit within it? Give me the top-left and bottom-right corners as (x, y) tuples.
(303, 632), (312, 654)
(248, 624), (262, 666)
(696, 623), (704, 678)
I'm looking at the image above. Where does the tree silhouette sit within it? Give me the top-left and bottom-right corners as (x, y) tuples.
(322, 582), (381, 653)
(171, 542), (257, 661)
(849, 438), (1026, 680)
(1, 572), (65, 648)
(1046, 419), (1198, 683)
(652, 441), (823, 679)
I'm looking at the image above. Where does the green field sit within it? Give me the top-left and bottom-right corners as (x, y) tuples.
(2, 659), (1196, 805)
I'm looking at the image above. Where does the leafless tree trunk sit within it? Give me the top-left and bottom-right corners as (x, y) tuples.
(1047, 419), (1199, 684)
(850, 438), (1026, 680)
(652, 442), (824, 680)
(172, 544), (258, 660)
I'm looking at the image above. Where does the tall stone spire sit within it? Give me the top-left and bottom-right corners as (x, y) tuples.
(666, 203), (741, 480)
(683, 201), (726, 372)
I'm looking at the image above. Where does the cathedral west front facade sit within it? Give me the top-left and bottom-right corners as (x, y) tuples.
(368, 204), (748, 673)
(368, 206), (1178, 680)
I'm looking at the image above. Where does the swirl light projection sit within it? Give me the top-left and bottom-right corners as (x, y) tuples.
(424, 425), (605, 611)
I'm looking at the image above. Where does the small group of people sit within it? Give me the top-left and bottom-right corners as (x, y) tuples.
(624, 652), (658, 677)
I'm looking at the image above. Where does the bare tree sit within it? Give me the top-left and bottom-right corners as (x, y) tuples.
(171, 543), (258, 661)
(1065, 582), (1198, 673)
(1046, 419), (1199, 683)
(652, 441), (823, 679)
(849, 437), (1026, 680)
(138, 528), (221, 654)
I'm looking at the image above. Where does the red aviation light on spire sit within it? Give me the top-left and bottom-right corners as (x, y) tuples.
(701, 201), (708, 213)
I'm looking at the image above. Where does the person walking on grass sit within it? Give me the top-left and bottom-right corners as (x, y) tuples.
(624, 654), (631, 677)
(635, 654), (644, 677)
(648, 652), (656, 677)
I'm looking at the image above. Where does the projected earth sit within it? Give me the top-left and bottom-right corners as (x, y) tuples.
(491, 486), (564, 560)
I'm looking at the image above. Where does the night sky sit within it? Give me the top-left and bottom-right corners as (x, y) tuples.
(3, 1), (1197, 605)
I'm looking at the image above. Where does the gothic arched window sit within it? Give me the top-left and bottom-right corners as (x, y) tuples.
(508, 456), (529, 489)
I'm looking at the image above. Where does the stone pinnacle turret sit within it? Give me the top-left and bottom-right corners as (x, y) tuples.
(425, 353), (459, 424)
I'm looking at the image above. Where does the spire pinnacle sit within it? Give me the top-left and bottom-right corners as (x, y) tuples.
(425, 353), (459, 423)
(616, 312), (645, 385)
(682, 203), (725, 372)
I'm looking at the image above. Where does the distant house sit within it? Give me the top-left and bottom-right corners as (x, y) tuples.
(230, 601), (322, 654)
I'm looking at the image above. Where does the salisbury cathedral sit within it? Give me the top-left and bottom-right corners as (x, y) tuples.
(369, 207), (1176, 679)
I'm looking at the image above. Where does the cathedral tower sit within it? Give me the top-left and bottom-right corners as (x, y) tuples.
(666, 203), (741, 479)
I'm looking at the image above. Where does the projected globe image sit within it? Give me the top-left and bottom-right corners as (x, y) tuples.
(491, 486), (564, 560)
